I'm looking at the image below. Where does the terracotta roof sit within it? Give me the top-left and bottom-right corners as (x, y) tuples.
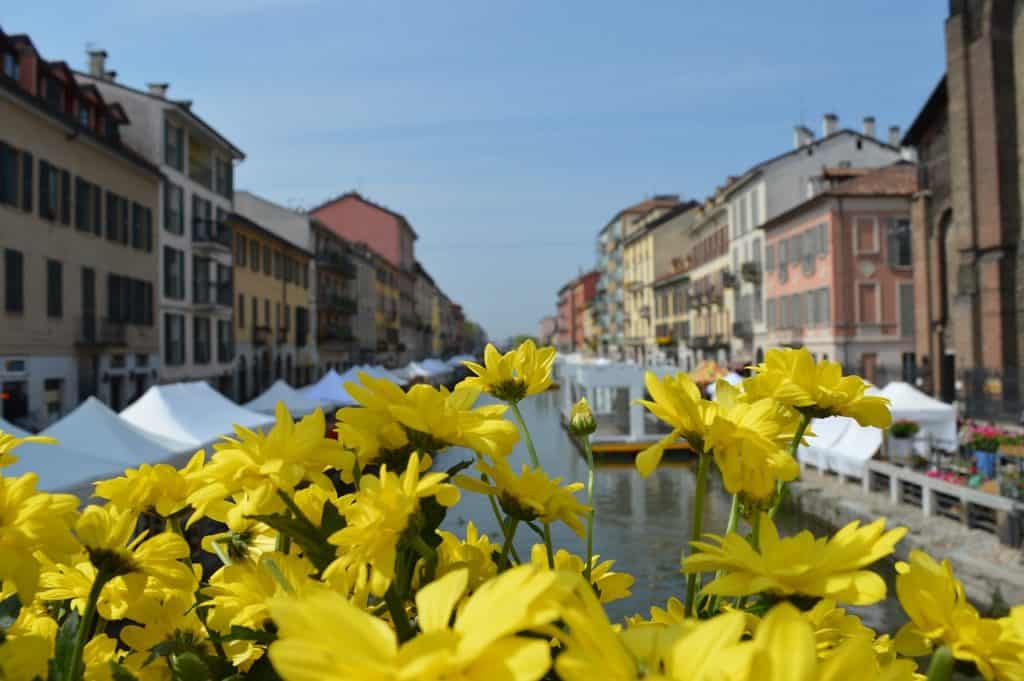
(826, 161), (917, 196)
(821, 166), (872, 180)
(620, 195), (681, 216)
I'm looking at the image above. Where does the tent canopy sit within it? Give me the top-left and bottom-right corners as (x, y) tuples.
(446, 354), (475, 367)
(120, 382), (275, 448)
(42, 397), (191, 466)
(420, 358), (452, 376)
(246, 380), (328, 417)
(3, 439), (125, 497)
(0, 416), (30, 438)
(301, 369), (358, 407)
(358, 365), (408, 386)
(798, 415), (881, 476)
(879, 381), (957, 449)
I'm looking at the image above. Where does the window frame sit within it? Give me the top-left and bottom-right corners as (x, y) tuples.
(853, 216), (880, 255)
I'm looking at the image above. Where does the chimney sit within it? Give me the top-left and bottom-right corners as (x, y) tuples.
(147, 82), (169, 98)
(793, 125), (814, 149)
(862, 116), (876, 139)
(87, 49), (107, 78)
(888, 125), (901, 147)
(822, 113), (838, 137)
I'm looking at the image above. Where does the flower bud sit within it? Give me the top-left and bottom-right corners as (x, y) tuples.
(569, 398), (597, 437)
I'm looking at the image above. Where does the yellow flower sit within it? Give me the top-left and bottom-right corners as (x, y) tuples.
(625, 596), (686, 628)
(0, 634), (51, 681)
(457, 458), (590, 537)
(568, 397), (597, 437)
(93, 449), (206, 517)
(684, 513), (906, 606)
(0, 429), (57, 468)
(199, 487), (279, 563)
(204, 552), (321, 669)
(268, 565), (567, 681)
(530, 544), (634, 603)
(461, 340), (556, 403)
(119, 591), (211, 656)
(0, 472), (80, 601)
(326, 452), (459, 596)
(74, 504), (196, 594)
(744, 347), (892, 427)
(893, 550), (1024, 679)
(432, 521), (499, 591)
(634, 371), (716, 477)
(706, 381), (801, 500)
(82, 634), (125, 681)
(196, 403), (350, 505)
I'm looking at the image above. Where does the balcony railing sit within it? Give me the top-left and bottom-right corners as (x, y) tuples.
(76, 317), (127, 347)
(192, 219), (232, 251)
(740, 261), (761, 284)
(732, 320), (753, 339)
(253, 325), (272, 346)
(322, 293), (357, 315)
(316, 251), (357, 278)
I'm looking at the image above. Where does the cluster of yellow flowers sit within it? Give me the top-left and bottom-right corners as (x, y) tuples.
(0, 341), (1020, 681)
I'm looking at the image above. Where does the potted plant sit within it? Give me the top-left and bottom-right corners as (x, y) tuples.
(888, 419), (919, 463)
(968, 423), (1005, 479)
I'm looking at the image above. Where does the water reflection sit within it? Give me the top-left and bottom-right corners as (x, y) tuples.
(442, 388), (903, 628)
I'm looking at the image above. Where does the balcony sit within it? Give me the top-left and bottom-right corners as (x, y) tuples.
(674, 321), (690, 341)
(321, 293), (357, 315)
(316, 251), (357, 279)
(732, 320), (753, 339)
(721, 271), (737, 289)
(625, 279), (643, 292)
(639, 305), (651, 318)
(320, 325), (355, 347)
(194, 281), (232, 309)
(690, 335), (709, 349)
(277, 327), (290, 344)
(75, 317), (126, 348)
(253, 325), (272, 346)
(740, 261), (761, 284)
(192, 219), (232, 253)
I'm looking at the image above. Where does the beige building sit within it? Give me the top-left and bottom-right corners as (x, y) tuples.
(650, 204), (699, 366)
(0, 31), (162, 429)
(684, 191), (734, 369)
(622, 226), (655, 363)
(228, 212), (314, 400)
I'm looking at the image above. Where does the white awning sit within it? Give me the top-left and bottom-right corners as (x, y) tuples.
(880, 381), (957, 449)
(3, 439), (126, 498)
(246, 380), (329, 417)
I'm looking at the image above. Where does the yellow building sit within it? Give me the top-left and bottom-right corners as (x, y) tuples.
(375, 256), (400, 365)
(622, 226), (655, 363)
(684, 193), (733, 369)
(228, 212), (313, 400)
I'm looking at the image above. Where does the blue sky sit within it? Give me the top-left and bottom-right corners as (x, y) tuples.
(2, 1), (947, 341)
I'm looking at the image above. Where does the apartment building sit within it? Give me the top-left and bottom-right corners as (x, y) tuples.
(311, 191), (417, 365)
(762, 163), (917, 384)
(556, 282), (574, 351)
(348, 242), (379, 363)
(724, 115), (904, 365)
(227, 211), (313, 399)
(649, 203), (699, 366)
(413, 261), (442, 358)
(309, 220), (358, 371)
(685, 191), (732, 368)
(77, 51), (245, 394)
(623, 225), (655, 363)
(0, 29), (162, 427)
(537, 315), (558, 347)
(594, 196), (681, 358)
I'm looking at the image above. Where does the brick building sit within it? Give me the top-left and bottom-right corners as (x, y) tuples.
(902, 0), (1024, 416)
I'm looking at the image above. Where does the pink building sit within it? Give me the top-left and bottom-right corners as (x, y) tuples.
(572, 270), (599, 347)
(762, 163), (917, 384)
(557, 284), (573, 351)
(310, 192), (417, 271)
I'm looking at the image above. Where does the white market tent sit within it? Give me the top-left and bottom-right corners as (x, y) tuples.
(704, 372), (743, 399)
(3, 439), (126, 498)
(0, 416), (30, 438)
(402, 362), (433, 380)
(301, 369), (359, 407)
(246, 380), (329, 417)
(120, 382), (275, 449)
(798, 415), (882, 478)
(421, 358), (452, 376)
(879, 381), (958, 450)
(359, 365), (408, 386)
(797, 416), (853, 470)
(41, 397), (192, 467)
(446, 354), (475, 367)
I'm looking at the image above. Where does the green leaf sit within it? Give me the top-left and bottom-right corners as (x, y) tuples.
(170, 652), (211, 681)
(242, 655), (286, 681)
(220, 624), (277, 645)
(319, 499), (346, 537)
(248, 513), (337, 573)
(108, 661), (139, 681)
(0, 594), (21, 632)
(51, 609), (80, 681)
(444, 459), (474, 478)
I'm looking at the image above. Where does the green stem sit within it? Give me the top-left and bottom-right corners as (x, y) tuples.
(210, 538), (234, 566)
(542, 522), (555, 569)
(352, 453), (362, 489)
(264, 556), (295, 594)
(384, 586), (415, 643)
(750, 511), (762, 552)
(499, 517), (520, 569)
(684, 453), (711, 618)
(476, 459), (521, 564)
(925, 646), (954, 681)
(769, 412), (811, 519)
(67, 569), (112, 681)
(581, 436), (596, 583)
(511, 402), (541, 469)
(707, 494), (741, 615)
(409, 534), (438, 583)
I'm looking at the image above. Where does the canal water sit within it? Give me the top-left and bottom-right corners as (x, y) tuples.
(442, 388), (906, 631)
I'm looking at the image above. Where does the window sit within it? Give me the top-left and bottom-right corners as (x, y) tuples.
(164, 182), (184, 234)
(75, 177), (94, 232)
(217, 319), (233, 363)
(192, 194), (212, 238)
(887, 218), (912, 267)
(250, 241), (259, 272)
(164, 313), (185, 366)
(188, 137), (212, 188)
(60, 169), (70, 225)
(858, 283), (879, 324)
(301, 264), (308, 289)
(296, 307), (309, 348)
(899, 283), (915, 338)
(131, 202), (145, 249)
(264, 299), (270, 327)
(236, 234), (247, 266)
(2, 53), (18, 80)
(106, 191), (121, 241)
(4, 249), (23, 313)
(21, 151), (32, 212)
(0, 142), (18, 206)
(92, 185), (102, 236)
(193, 255), (212, 303)
(144, 207), (153, 252)
(194, 316), (211, 364)
(214, 156), (232, 197)
(238, 293), (245, 328)
(273, 251), (283, 280)
(765, 244), (775, 272)
(46, 259), (62, 318)
(252, 297), (258, 327)
(39, 161), (58, 220)
(78, 104), (90, 128)
(263, 245), (271, 275)
(107, 275), (153, 325)
(854, 216), (879, 254)
(164, 120), (184, 171)
(163, 246), (185, 299)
